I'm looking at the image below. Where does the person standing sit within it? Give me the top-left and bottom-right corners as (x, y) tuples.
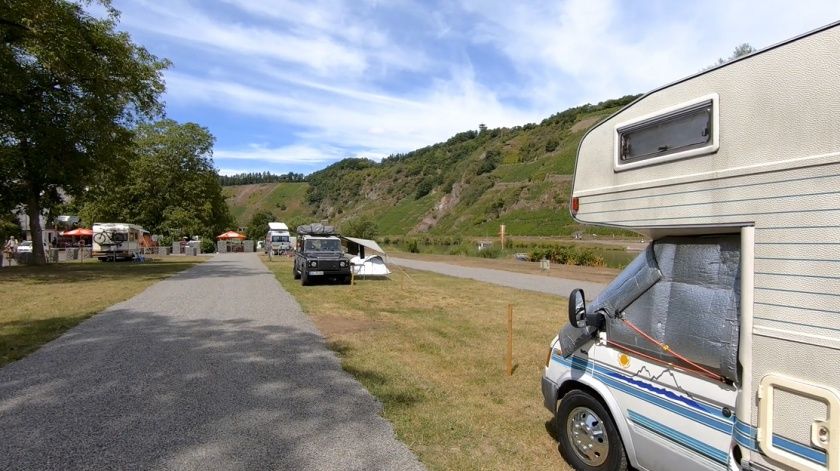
(4, 237), (16, 266)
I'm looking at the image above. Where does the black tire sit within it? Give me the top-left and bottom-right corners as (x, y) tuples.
(293, 264), (301, 279)
(343, 275), (352, 285)
(555, 390), (627, 471)
(301, 269), (310, 286)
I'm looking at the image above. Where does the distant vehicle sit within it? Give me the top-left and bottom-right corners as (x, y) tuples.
(293, 224), (351, 285)
(15, 241), (32, 254)
(542, 23), (840, 471)
(92, 223), (146, 261)
(265, 222), (291, 255)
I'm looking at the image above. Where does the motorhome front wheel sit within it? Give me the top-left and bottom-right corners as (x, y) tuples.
(556, 390), (627, 471)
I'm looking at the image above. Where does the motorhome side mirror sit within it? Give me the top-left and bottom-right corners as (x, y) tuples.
(568, 289), (587, 328)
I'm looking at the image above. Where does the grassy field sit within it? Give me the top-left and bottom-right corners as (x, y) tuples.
(263, 255), (572, 470)
(0, 257), (204, 367)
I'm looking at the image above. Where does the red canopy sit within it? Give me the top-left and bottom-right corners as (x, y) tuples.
(217, 230), (246, 240)
(62, 228), (93, 237)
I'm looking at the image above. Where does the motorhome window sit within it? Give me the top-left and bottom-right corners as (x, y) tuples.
(271, 236), (282, 242)
(618, 100), (712, 163)
(112, 232), (127, 242)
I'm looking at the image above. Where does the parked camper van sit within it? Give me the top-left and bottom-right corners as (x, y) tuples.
(542, 23), (839, 471)
(92, 223), (146, 261)
(265, 222), (291, 255)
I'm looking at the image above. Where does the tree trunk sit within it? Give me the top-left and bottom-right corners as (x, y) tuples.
(26, 196), (46, 265)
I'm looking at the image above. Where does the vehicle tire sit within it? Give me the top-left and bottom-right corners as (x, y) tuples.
(293, 264), (301, 279)
(555, 389), (627, 471)
(343, 275), (352, 285)
(301, 269), (310, 286)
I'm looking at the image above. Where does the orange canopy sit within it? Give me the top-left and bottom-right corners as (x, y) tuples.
(217, 230), (246, 240)
(62, 228), (93, 237)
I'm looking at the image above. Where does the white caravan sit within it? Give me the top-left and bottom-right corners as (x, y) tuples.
(265, 222), (291, 255)
(542, 23), (839, 471)
(92, 223), (146, 261)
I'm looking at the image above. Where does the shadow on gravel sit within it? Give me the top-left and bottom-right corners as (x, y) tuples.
(0, 308), (415, 470)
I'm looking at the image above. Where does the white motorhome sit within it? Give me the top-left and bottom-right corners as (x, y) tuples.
(92, 223), (146, 261)
(265, 222), (291, 255)
(542, 23), (839, 471)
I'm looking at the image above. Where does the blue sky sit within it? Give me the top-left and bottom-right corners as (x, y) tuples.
(106, 0), (839, 175)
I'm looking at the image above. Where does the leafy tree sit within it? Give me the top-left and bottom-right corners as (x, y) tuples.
(415, 179), (433, 199)
(79, 119), (233, 239)
(245, 210), (275, 241)
(477, 149), (501, 174)
(341, 217), (378, 239)
(218, 171), (305, 186)
(0, 0), (168, 264)
(705, 43), (755, 70)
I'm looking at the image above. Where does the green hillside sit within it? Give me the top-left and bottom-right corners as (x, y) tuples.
(224, 95), (639, 237)
(223, 182), (311, 226)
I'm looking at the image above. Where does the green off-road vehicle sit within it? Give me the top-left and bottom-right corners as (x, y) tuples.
(292, 224), (351, 286)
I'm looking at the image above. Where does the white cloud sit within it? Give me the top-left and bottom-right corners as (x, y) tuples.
(215, 144), (346, 164)
(458, 0), (840, 105)
(166, 69), (534, 158)
(111, 0), (840, 173)
(122, 0), (367, 75)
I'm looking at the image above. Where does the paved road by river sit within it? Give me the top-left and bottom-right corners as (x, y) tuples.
(389, 257), (607, 298)
(0, 253), (422, 471)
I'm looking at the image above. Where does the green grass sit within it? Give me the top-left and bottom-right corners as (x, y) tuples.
(225, 182), (310, 225)
(376, 193), (438, 234)
(262, 255), (573, 470)
(471, 208), (576, 237)
(0, 257), (204, 366)
(492, 160), (544, 183)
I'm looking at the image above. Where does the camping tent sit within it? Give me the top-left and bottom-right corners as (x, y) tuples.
(341, 236), (390, 277)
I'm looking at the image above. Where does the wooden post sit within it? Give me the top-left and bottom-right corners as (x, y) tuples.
(499, 224), (506, 248)
(506, 304), (513, 376)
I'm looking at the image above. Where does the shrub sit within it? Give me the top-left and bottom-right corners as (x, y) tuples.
(477, 246), (501, 258)
(406, 239), (420, 253)
(200, 238), (216, 254)
(415, 179), (433, 199)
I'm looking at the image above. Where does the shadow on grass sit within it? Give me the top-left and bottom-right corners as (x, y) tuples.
(0, 254), (282, 285)
(0, 316), (90, 367)
(342, 363), (424, 411)
(0, 261), (202, 285)
(0, 307), (417, 470)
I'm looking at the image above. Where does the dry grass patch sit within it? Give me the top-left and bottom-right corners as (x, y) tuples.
(263, 255), (572, 470)
(0, 257), (204, 366)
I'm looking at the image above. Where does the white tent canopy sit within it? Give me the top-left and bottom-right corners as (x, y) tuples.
(341, 236), (386, 254)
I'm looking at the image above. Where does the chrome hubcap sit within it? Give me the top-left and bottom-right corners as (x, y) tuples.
(566, 406), (609, 466)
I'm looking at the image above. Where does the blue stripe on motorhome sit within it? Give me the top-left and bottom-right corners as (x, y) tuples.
(734, 420), (827, 466)
(628, 410), (729, 466)
(598, 373), (733, 434)
(553, 354), (732, 432)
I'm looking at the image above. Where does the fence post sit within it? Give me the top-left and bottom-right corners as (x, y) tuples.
(506, 304), (513, 376)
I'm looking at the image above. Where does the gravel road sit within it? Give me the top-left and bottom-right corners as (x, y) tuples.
(0, 253), (423, 471)
(389, 257), (606, 298)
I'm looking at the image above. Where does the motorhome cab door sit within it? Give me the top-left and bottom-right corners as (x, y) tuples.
(542, 22), (840, 471)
